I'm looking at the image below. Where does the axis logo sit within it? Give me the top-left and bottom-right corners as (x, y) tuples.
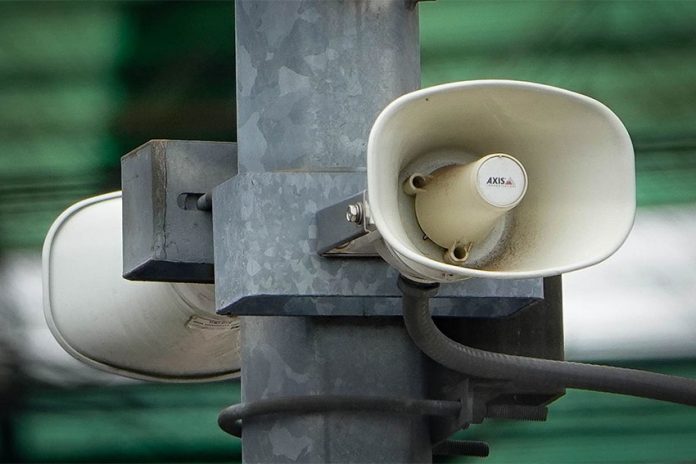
(486, 177), (515, 187)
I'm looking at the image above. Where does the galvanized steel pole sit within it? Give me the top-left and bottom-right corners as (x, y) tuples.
(233, 1), (427, 462)
(235, 0), (419, 173)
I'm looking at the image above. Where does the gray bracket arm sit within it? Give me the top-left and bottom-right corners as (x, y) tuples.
(121, 139), (237, 283)
(316, 191), (379, 257)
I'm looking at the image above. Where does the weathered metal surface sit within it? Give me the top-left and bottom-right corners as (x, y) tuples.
(235, 0), (420, 172)
(316, 190), (377, 256)
(213, 172), (544, 317)
(240, 316), (432, 463)
(237, 278), (565, 462)
(121, 140), (237, 283)
(233, 1), (431, 461)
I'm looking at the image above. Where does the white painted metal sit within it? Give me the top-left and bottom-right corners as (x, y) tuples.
(367, 80), (636, 282)
(42, 192), (241, 382)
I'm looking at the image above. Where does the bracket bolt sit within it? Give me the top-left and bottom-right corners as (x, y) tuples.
(345, 203), (364, 225)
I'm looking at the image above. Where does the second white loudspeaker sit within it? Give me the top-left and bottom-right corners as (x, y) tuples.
(43, 192), (241, 382)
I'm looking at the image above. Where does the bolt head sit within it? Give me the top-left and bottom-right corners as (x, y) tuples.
(345, 203), (362, 224)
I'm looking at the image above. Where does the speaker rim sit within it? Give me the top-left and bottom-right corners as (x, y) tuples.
(367, 79), (636, 281)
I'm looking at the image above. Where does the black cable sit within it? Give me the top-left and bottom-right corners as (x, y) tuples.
(218, 394), (461, 437)
(218, 394), (488, 457)
(398, 275), (696, 407)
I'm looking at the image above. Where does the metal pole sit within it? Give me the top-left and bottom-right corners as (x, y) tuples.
(233, 1), (425, 462)
(240, 317), (431, 462)
(235, 0), (419, 172)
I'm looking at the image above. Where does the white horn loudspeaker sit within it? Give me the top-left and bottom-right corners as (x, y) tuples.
(367, 80), (635, 283)
(42, 192), (241, 382)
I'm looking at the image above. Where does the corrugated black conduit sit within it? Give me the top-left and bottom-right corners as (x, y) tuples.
(398, 275), (696, 407)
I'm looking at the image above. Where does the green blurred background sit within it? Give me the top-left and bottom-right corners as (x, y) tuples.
(1, 1), (696, 462)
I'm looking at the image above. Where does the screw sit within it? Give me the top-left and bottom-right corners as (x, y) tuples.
(345, 203), (363, 224)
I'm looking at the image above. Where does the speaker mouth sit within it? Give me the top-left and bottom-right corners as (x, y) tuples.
(367, 79), (636, 282)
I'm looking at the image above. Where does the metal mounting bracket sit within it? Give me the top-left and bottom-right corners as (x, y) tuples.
(316, 191), (379, 257)
(121, 139), (237, 283)
(212, 171), (545, 317)
(119, 142), (546, 319)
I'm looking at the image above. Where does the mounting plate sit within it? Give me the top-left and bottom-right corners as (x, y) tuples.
(121, 140), (237, 283)
(213, 171), (545, 317)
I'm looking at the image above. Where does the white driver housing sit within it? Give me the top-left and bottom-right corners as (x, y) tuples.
(406, 154), (528, 265)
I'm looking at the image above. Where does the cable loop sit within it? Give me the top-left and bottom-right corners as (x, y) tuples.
(218, 394), (461, 437)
